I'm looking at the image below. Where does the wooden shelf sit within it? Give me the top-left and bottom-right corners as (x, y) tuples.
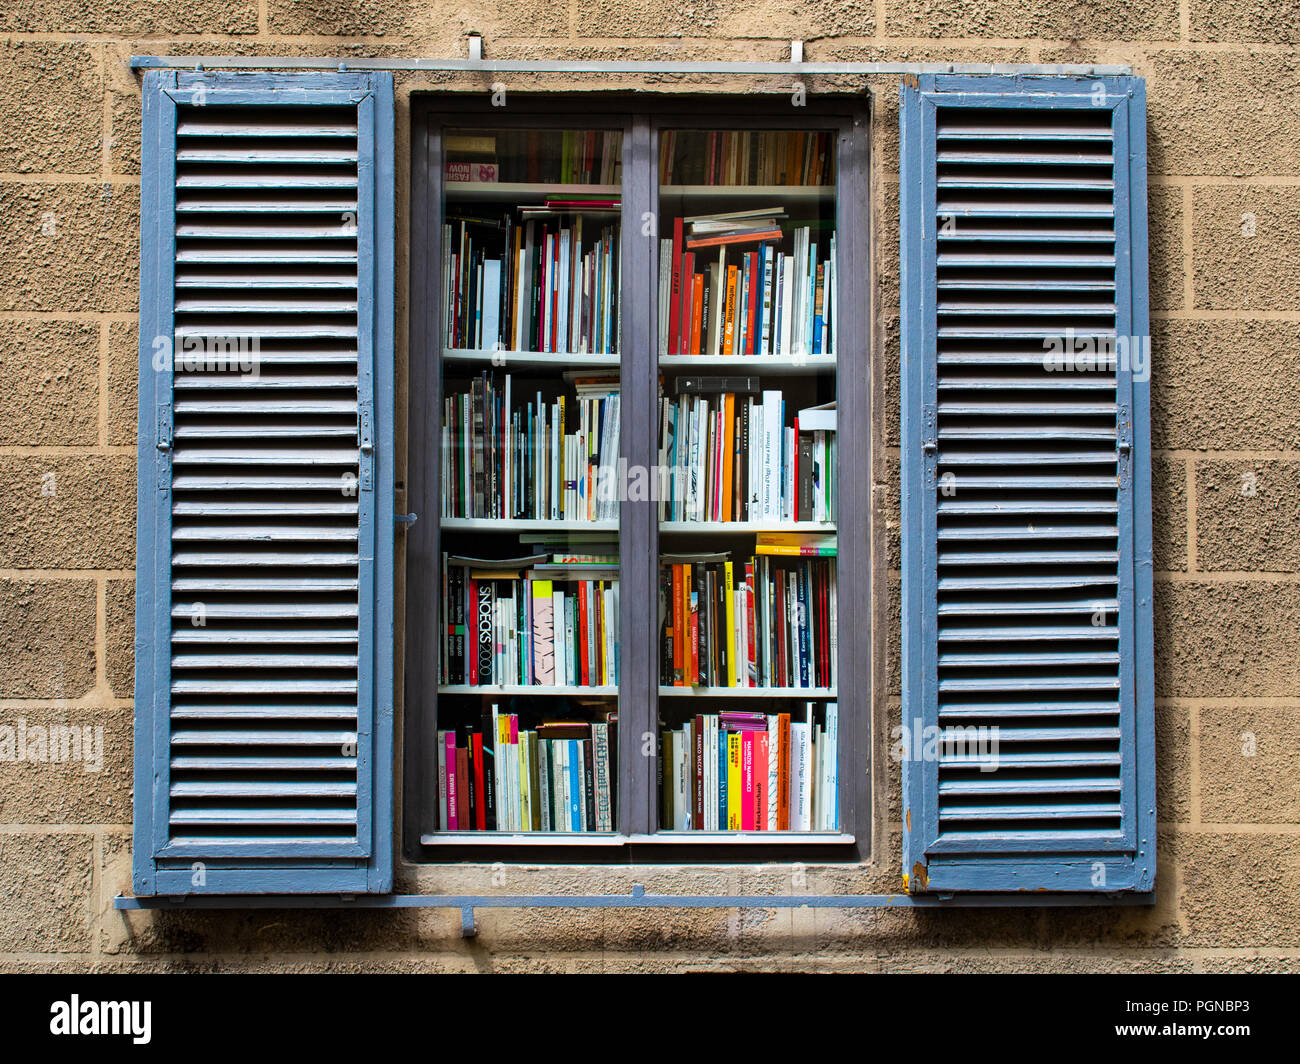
(658, 686), (836, 698)
(659, 353), (835, 374)
(659, 520), (835, 535)
(441, 518), (619, 533)
(635, 832), (854, 845)
(660, 184), (833, 200)
(445, 181), (621, 202)
(422, 831), (624, 846)
(438, 684), (618, 697)
(442, 349), (620, 370)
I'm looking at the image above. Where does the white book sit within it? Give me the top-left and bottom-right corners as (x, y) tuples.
(558, 231), (571, 354)
(705, 715), (718, 831)
(761, 391), (782, 520)
(825, 702), (839, 831)
(676, 728), (691, 830)
(481, 258), (502, 352)
(658, 238), (672, 356)
(490, 705), (502, 826)
(791, 721), (811, 831)
(555, 739), (569, 831)
(553, 589), (567, 686)
(766, 714), (779, 831)
(537, 737), (552, 832)
(760, 246), (774, 355)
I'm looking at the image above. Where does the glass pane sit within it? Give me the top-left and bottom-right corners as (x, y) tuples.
(433, 126), (623, 836)
(655, 127), (840, 835)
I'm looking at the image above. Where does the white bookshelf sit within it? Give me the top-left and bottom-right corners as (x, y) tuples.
(445, 181), (621, 202)
(440, 518), (619, 533)
(437, 684), (619, 697)
(659, 520), (835, 535)
(658, 686), (836, 699)
(442, 348), (621, 370)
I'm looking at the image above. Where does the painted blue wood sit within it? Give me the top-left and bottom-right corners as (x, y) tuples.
(132, 70), (395, 896)
(901, 74), (1154, 894)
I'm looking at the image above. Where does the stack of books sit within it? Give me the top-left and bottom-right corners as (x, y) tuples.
(660, 537), (837, 690)
(437, 706), (616, 832)
(441, 547), (620, 688)
(443, 213), (620, 354)
(441, 370), (620, 522)
(657, 380), (837, 523)
(446, 130), (622, 185)
(659, 703), (838, 831)
(659, 131), (834, 186)
(659, 214), (834, 358)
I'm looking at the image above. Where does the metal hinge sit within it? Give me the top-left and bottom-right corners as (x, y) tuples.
(922, 401), (938, 487)
(1117, 402), (1132, 487)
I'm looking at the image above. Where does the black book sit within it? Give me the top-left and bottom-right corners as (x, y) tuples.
(674, 375), (761, 395)
(463, 729), (478, 830)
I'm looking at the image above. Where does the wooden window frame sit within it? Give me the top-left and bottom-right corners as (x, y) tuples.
(404, 93), (873, 864)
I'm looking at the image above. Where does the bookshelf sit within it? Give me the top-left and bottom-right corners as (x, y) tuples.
(408, 98), (870, 858)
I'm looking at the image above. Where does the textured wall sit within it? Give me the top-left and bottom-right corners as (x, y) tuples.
(1, 1), (1297, 973)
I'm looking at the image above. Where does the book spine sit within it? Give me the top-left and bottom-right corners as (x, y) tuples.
(472, 731), (486, 831)
(445, 731), (459, 831)
(436, 729), (448, 831)
(726, 732), (742, 830)
(693, 714), (705, 830)
(741, 731), (755, 831)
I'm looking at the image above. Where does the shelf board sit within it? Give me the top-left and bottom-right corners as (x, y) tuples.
(438, 684), (618, 697)
(658, 686), (836, 698)
(420, 831), (855, 846)
(659, 520), (835, 535)
(660, 184), (834, 200)
(441, 517), (619, 533)
(443, 349), (620, 370)
(659, 353), (836, 374)
(422, 831), (625, 846)
(445, 181), (622, 202)
(633, 832), (854, 845)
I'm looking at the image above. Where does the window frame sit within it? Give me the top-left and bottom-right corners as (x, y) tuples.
(404, 92), (875, 864)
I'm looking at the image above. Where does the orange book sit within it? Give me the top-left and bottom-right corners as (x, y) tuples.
(720, 393), (735, 522)
(776, 712), (792, 830)
(722, 265), (738, 356)
(676, 559), (686, 681)
(691, 273), (704, 355)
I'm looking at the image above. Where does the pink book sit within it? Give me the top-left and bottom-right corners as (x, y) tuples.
(445, 731), (459, 830)
(741, 732), (755, 831)
(755, 732), (769, 831)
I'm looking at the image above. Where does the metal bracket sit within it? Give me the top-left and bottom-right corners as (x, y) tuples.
(157, 401), (172, 490)
(396, 512), (418, 527)
(461, 905), (477, 937)
(467, 34), (483, 65)
(790, 41), (804, 65)
(358, 406), (374, 492)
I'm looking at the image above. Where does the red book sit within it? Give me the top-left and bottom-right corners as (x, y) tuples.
(668, 217), (684, 355)
(472, 731), (486, 830)
(755, 732), (770, 830)
(578, 581), (590, 686)
(745, 251), (759, 356)
(551, 231), (561, 351)
(685, 228), (783, 250)
(681, 252), (695, 354)
(445, 731), (459, 830)
(694, 714), (705, 830)
(466, 579), (477, 682)
(741, 732), (755, 831)
(689, 272), (703, 355)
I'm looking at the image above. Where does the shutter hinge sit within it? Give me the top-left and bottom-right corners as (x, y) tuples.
(1117, 402), (1132, 454)
(922, 402), (938, 487)
(358, 406), (374, 492)
(156, 401), (172, 491)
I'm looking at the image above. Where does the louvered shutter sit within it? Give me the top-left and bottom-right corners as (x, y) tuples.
(133, 71), (395, 895)
(900, 75), (1154, 893)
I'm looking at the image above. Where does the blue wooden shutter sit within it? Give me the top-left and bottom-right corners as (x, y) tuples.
(900, 75), (1154, 893)
(133, 71), (395, 895)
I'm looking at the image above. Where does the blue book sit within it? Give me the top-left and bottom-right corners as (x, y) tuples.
(568, 739), (582, 831)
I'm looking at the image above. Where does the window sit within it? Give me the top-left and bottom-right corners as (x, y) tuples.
(132, 70), (1152, 897)
(406, 97), (872, 860)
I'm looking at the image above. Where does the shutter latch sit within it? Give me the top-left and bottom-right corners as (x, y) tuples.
(157, 401), (172, 491)
(358, 406), (374, 492)
(1117, 402), (1132, 454)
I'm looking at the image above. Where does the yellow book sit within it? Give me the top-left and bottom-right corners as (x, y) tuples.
(724, 561), (737, 688)
(727, 732), (742, 829)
